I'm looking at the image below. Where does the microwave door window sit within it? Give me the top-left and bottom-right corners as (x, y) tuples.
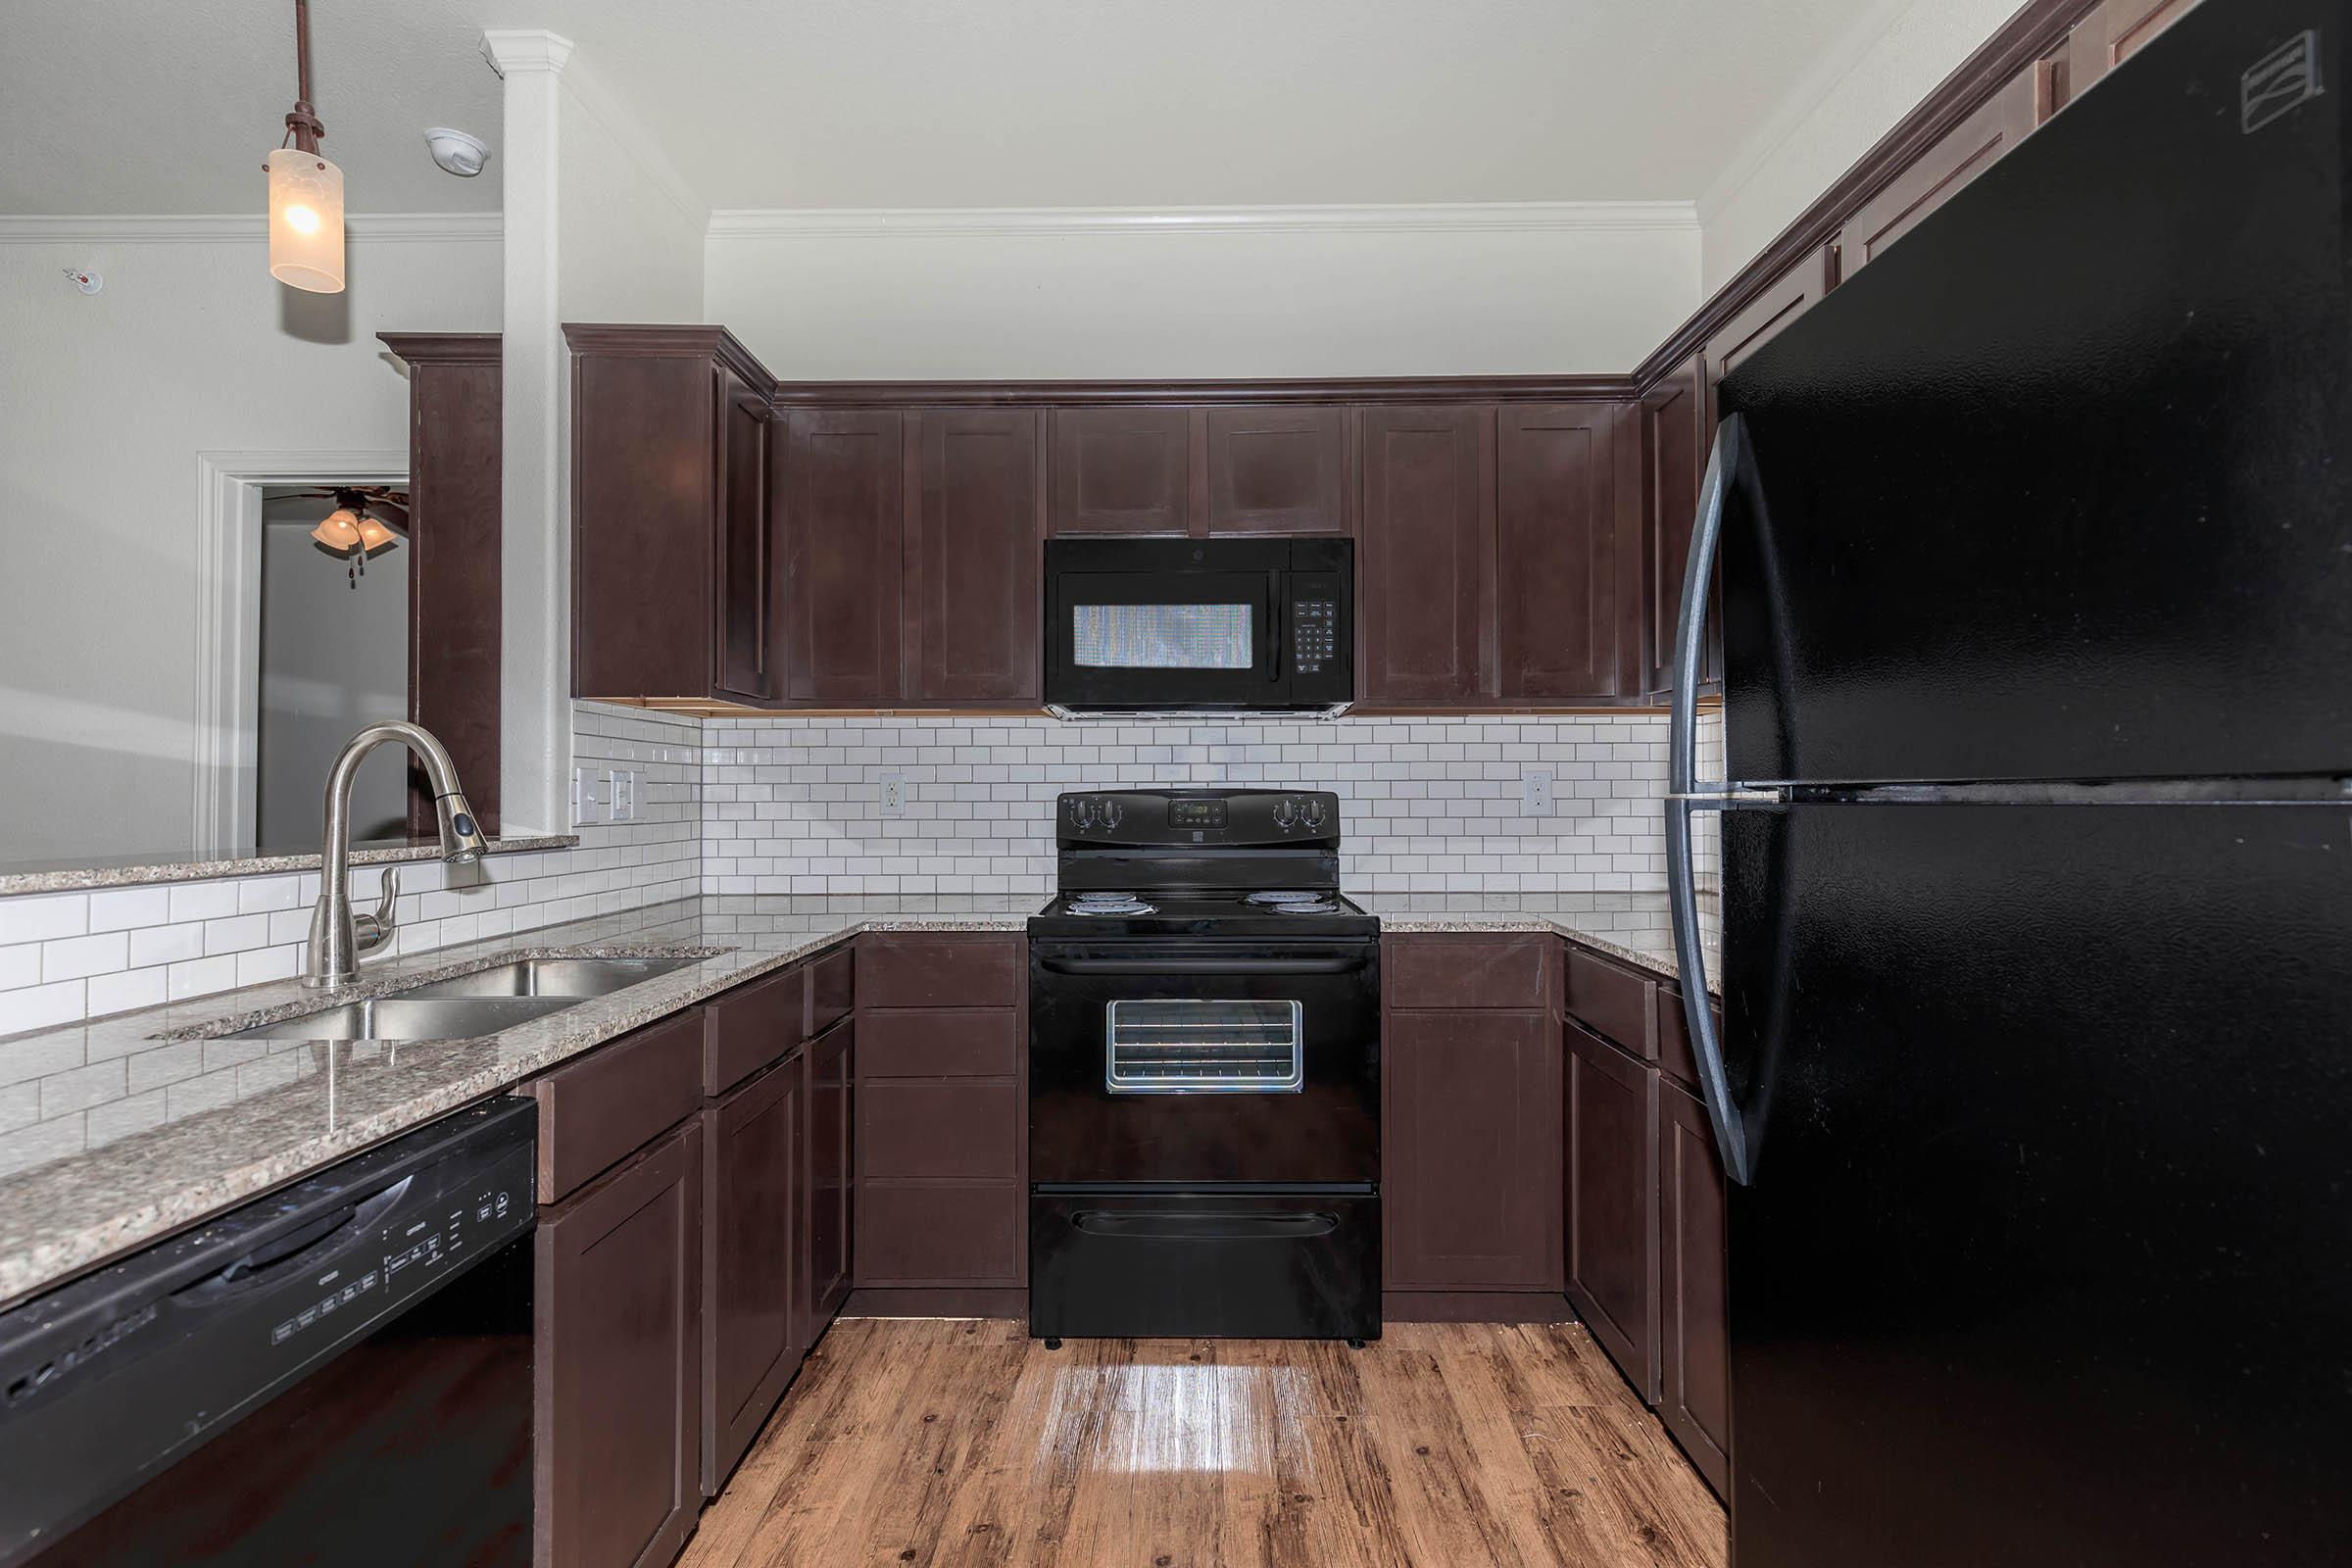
(1072, 602), (1254, 668)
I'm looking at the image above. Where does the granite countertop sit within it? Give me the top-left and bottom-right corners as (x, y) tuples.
(0, 835), (582, 897)
(0, 888), (1719, 1308)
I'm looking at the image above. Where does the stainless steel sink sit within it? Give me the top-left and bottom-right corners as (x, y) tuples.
(226, 996), (578, 1042)
(395, 956), (700, 1001)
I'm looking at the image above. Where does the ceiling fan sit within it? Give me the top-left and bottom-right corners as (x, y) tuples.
(297, 486), (410, 588)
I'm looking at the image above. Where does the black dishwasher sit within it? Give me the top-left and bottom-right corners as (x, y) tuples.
(0, 1097), (537, 1568)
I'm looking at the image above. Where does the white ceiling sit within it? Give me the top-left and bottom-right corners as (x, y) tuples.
(2, 0), (1893, 216)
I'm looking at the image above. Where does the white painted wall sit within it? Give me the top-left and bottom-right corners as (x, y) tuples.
(705, 206), (1700, 379)
(0, 223), (500, 865)
(556, 61), (708, 324)
(1698, 0), (2022, 294)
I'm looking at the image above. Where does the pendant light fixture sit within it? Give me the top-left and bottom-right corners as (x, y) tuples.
(265, 0), (345, 292)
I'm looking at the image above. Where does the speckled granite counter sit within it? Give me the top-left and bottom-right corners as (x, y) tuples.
(0, 834), (580, 896)
(1361, 891), (1721, 990)
(0, 896), (1030, 1307)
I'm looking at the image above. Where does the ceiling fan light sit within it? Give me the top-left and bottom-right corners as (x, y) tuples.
(312, 507), (363, 551)
(354, 511), (399, 551)
(267, 147), (345, 293)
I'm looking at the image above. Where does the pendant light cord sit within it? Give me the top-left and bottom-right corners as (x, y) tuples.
(284, 0), (324, 154)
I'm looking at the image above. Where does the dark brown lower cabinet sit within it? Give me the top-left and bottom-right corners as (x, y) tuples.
(537, 1119), (702, 1568)
(1384, 1007), (1563, 1292)
(1564, 1022), (1660, 1401)
(1659, 1076), (1731, 1496)
(700, 1057), (802, 1495)
(802, 1017), (855, 1337)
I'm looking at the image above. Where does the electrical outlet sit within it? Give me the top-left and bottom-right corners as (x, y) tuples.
(1521, 767), (1555, 816)
(572, 767), (610, 826)
(608, 769), (637, 822)
(879, 772), (908, 817)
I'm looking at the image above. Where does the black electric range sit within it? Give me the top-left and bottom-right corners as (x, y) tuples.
(1027, 789), (1381, 1345)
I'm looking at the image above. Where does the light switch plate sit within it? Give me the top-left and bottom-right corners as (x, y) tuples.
(879, 772), (907, 817)
(608, 769), (637, 822)
(572, 767), (610, 826)
(1521, 767), (1555, 816)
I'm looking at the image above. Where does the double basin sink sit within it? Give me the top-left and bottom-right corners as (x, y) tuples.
(227, 956), (700, 1042)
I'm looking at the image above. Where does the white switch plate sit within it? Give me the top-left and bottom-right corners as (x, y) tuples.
(608, 769), (637, 822)
(879, 772), (907, 817)
(1521, 767), (1555, 815)
(572, 766), (610, 826)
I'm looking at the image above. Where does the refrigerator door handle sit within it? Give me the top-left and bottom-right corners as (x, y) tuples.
(1668, 412), (1770, 1186)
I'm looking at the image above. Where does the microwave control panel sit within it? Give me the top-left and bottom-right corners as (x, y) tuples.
(1289, 572), (1346, 679)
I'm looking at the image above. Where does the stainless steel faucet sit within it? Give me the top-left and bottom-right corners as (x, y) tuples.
(302, 720), (487, 988)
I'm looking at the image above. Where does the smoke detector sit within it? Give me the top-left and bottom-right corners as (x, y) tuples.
(423, 127), (490, 176)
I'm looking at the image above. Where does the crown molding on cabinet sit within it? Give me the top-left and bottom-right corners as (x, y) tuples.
(0, 213), (501, 245)
(707, 202), (1700, 241)
(762, 374), (1643, 408)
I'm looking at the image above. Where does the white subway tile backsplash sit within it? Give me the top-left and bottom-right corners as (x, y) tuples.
(0, 895), (87, 947)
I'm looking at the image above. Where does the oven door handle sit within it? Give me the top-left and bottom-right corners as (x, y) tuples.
(1071, 1209), (1340, 1241)
(1037, 956), (1372, 977)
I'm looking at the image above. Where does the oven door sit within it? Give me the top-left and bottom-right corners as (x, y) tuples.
(1045, 567), (1287, 711)
(1028, 939), (1379, 1184)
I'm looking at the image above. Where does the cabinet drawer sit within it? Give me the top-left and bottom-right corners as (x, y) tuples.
(858, 933), (1019, 1008)
(1564, 945), (1656, 1057)
(1655, 984), (1722, 1092)
(858, 1008), (1018, 1078)
(1385, 934), (1554, 1009)
(856, 1181), (1023, 1286)
(528, 1009), (704, 1202)
(808, 944), (855, 1035)
(703, 964), (807, 1097)
(858, 1081), (1020, 1179)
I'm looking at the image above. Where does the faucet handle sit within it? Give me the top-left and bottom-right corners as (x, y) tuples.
(353, 867), (401, 956)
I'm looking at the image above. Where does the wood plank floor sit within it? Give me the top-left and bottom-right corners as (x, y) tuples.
(679, 1318), (1727, 1568)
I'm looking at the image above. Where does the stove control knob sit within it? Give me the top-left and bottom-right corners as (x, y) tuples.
(1273, 797), (1298, 830)
(1071, 798), (1095, 829)
(1302, 797), (1327, 829)
(1099, 798), (1123, 830)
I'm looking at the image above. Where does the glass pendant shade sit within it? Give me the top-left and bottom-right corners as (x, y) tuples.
(353, 511), (398, 551)
(311, 508), (363, 551)
(267, 147), (345, 293)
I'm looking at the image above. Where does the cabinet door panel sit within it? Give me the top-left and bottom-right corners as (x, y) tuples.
(856, 1181), (1023, 1287)
(1565, 1024), (1660, 1400)
(1385, 1008), (1561, 1291)
(1702, 247), (1833, 407)
(537, 1120), (701, 1568)
(804, 1017), (855, 1329)
(1051, 407), (1192, 534)
(2064, 0), (2198, 103)
(908, 409), (1044, 704)
(858, 1081), (1020, 1180)
(1359, 406), (1490, 705)
(1385, 934), (1553, 1010)
(702, 1061), (801, 1494)
(1660, 1076), (1731, 1495)
(1205, 406), (1348, 533)
(777, 410), (903, 705)
(1496, 403), (1619, 701)
(714, 368), (773, 702)
(1843, 65), (2042, 275)
(572, 353), (712, 700)
(1642, 356), (1706, 699)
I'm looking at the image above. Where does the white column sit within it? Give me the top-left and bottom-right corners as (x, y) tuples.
(480, 29), (573, 836)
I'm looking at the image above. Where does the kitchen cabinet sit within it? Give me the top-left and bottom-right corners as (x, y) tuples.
(1701, 246), (1833, 414)
(701, 1054), (802, 1495)
(526, 1010), (705, 1204)
(1358, 406), (1490, 705)
(1495, 403), (1627, 702)
(379, 332), (502, 836)
(776, 409), (904, 706)
(2064, 0), (2200, 104)
(567, 325), (777, 706)
(804, 1015), (856, 1331)
(1659, 1074), (1731, 1496)
(1641, 354), (1709, 699)
(536, 1119), (702, 1568)
(1050, 406), (1193, 534)
(1564, 1022), (1660, 1400)
(1204, 405), (1348, 533)
(906, 409), (1045, 704)
(1841, 63), (2044, 277)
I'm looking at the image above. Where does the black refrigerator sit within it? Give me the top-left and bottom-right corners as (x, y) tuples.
(1663, 2), (2352, 1563)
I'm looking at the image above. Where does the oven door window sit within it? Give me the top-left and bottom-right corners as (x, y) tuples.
(1105, 1000), (1304, 1094)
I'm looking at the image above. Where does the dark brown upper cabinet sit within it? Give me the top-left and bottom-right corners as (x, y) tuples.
(1050, 407), (1193, 534)
(713, 367), (775, 703)
(906, 410), (1046, 705)
(1641, 357), (1707, 700)
(2063, 0), (2198, 105)
(568, 325), (777, 706)
(379, 333), (501, 835)
(1204, 406), (1348, 534)
(776, 410), (904, 707)
(1701, 245), (1833, 416)
(1841, 62), (2044, 277)
(1358, 405), (1491, 706)
(1494, 403), (1627, 703)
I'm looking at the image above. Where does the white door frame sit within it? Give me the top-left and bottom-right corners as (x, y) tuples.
(192, 450), (407, 858)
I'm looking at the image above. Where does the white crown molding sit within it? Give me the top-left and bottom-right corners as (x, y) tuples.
(0, 213), (500, 244)
(707, 201), (1700, 241)
(480, 28), (575, 78)
(1694, 0), (1915, 226)
(558, 55), (711, 233)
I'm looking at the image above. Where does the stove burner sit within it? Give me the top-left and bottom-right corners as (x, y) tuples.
(1246, 891), (1326, 905)
(1069, 891), (1155, 916)
(1272, 899), (1341, 914)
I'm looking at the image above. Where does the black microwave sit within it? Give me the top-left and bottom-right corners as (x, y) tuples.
(1043, 537), (1354, 717)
